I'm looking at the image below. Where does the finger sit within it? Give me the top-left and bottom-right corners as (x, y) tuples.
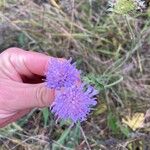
(0, 109), (30, 128)
(2, 47), (54, 77)
(0, 79), (55, 111)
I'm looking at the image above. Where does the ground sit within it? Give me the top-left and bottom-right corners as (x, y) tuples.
(0, 0), (150, 149)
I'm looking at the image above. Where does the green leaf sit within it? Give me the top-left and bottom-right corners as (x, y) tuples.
(117, 122), (130, 138)
(42, 108), (49, 127)
(94, 103), (107, 116)
(107, 112), (118, 134)
(52, 125), (72, 150)
(18, 33), (25, 46)
(69, 122), (81, 146)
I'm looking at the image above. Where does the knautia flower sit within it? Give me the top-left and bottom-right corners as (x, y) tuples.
(46, 58), (80, 89)
(51, 84), (98, 123)
(108, 0), (146, 14)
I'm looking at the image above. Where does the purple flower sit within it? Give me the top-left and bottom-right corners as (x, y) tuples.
(51, 84), (98, 123)
(46, 58), (80, 89)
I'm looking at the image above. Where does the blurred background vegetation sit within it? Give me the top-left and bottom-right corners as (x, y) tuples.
(0, 0), (150, 149)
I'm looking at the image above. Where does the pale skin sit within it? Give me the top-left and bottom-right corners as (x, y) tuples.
(0, 47), (59, 127)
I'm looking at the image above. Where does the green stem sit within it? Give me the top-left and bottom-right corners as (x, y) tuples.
(124, 15), (135, 42)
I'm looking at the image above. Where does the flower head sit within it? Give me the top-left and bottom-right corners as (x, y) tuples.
(108, 0), (146, 14)
(51, 84), (98, 123)
(46, 58), (80, 89)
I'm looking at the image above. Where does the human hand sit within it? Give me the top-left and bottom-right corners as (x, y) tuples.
(0, 47), (57, 127)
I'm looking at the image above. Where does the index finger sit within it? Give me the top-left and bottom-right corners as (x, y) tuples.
(4, 47), (52, 76)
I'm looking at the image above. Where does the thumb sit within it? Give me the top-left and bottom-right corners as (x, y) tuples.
(0, 80), (55, 111)
(22, 83), (55, 108)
